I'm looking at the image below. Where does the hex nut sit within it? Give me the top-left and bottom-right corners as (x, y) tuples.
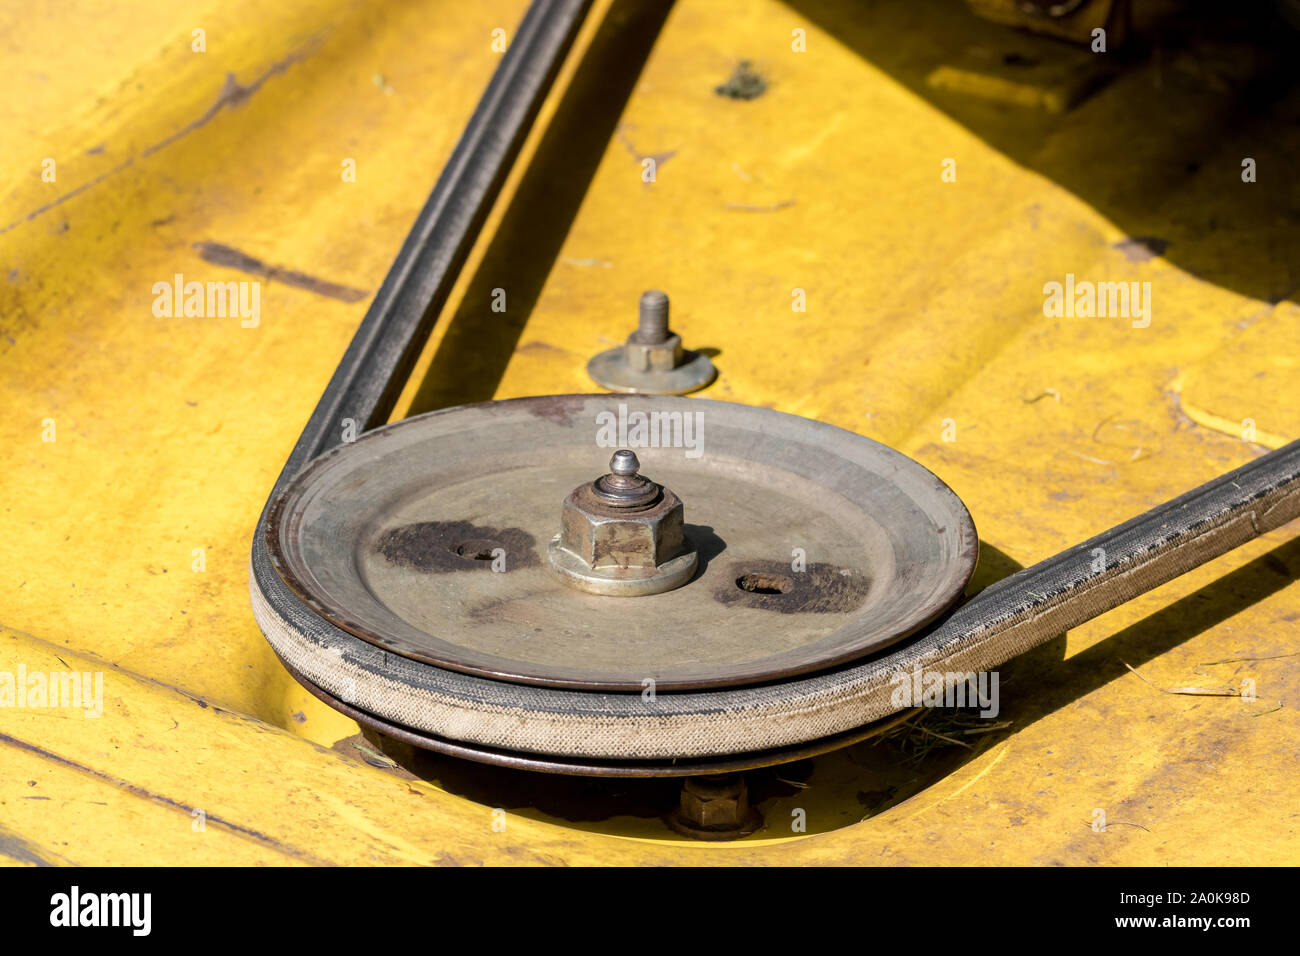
(668, 774), (763, 839)
(559, 485), (687, 570)
(624, 333), (683, 373)
(548, 451), (698, 596)
(681, 780), (747, 829)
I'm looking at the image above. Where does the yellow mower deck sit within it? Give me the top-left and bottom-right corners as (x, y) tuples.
(2, 0), (1298, 864)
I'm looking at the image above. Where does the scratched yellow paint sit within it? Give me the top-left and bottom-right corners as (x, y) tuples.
(2, 0), (1297, 864)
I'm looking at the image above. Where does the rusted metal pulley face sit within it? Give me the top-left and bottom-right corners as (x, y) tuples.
(266, 395), (977, 692)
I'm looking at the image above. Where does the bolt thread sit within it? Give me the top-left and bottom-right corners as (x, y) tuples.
(637, 290), (670, 343)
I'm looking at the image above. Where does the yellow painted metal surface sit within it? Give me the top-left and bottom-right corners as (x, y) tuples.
(2, 0), (1297, 864)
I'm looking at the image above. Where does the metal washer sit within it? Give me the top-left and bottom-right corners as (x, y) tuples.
(586, 346), (717, 395)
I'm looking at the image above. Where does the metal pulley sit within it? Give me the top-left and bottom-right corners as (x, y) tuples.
(245, 0), (1300, 841)
(265, 395), (977, 694)
(255, 394), (1300, 781)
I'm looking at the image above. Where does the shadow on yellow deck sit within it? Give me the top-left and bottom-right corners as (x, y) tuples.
(1, 0), (1297, 864)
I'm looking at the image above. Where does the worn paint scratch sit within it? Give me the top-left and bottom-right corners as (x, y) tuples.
(194, 241), (369, 302)
(0, 41), (318, 237)
(0, 731), (332, 865)
(142, 43), (319, 159)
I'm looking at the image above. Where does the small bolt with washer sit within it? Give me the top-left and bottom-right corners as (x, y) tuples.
(587, 290), (717, 395)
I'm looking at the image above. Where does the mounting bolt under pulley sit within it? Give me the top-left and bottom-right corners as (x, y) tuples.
(586, 290), (717, 395)
(546, 449), (698, 596)
(667, 774), (764, 840)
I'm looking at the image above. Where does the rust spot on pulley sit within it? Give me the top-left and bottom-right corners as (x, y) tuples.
(712, 559), (870, 614)
(376, 520), (539, 573)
